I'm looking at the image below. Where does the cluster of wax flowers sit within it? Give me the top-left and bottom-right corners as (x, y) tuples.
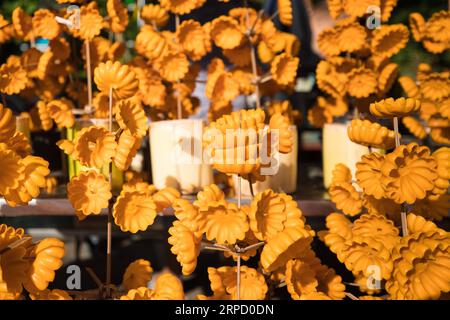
(0, 104), (50, 207)
(167, 183), (349, 300)
(0, 223), (67, 300)
(323, 94), (450, 299)
(398, 64), (450, 145)
(119, 258), (185, 300)
(330, 96), (450, 222)
(308, 0), (411, 128)
(0, 1), (132, 130)
(202, 108), (294, 184)
(320, 212), (450, 300)
(409, 10), (450, 54)
(132, 1), (300, 122)
(0, 226), (184, 301)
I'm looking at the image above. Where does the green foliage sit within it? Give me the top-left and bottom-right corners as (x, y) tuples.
(389, 0), (450, 75)
(1, 0), (39, 18)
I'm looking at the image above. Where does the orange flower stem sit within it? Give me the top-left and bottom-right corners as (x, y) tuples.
(85, 40), (93, 113)
(393, 116), (408, 237)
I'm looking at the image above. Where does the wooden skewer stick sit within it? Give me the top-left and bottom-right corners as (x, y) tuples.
(345, 292), (360, 300)
(392, 116), (408, 237)
(0, 237), (32, 255)
(241, 241), (265, 252)
(85, 41), (93, 113)
(248, 175), (254, 198)
(244, 2), (262, 110)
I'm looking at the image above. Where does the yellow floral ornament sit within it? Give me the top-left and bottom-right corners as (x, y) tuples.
(168, 220), (201, 276)
(0, 149), (23, 196)
(107, 0), (129, 33)
(371, 24), (409, 58)
(153, 273), (185, 300)
(114, 130), (142, 172)
(270, 53), (299, 86)
(286, 259), (318, 299)
(382, 143), (438, 204)
(73, 126), (117, 168)
(24, 238), (65, 292)
(420, 73), (450, 101)
(325, 213), (353, 239)
(32, 9), (61, 40)
(348, 119), (397, 149)
(141, 4), (169, 27)
(158, 51), (190, 83)
(278, 0), (293, 26)
(160, 0), (204, 15)
(352, 213), (400, 249)
(72, 5), (103, 41)
(4, 131), (31, 158)
(399, 76), (420, 98)
(67, 170), (112, 217)
(29, 289), (72, 300)
(47, 98), (75, 129)
(12, 8), (32, 40)
(0, 103), (16, 142)
(115, 100), (148, 138)
(153, 187), (181, 213)
(210, 16), (244, 50)
(331, 163), (352, 184)
(343, 0), (380, 18)
(409, 13), (426, 41)
(402, 117), (427, 140)
(386, 229), (450, 300)
(94, 61), (139, 100)
(347, 67), (377, 98)
(329, 182), (363, 216)
(269, 113), (294, 153)
(261, 226), (314, 272)
(249, 189), (287, 241)
(370, 97), (421, 118)
(0, 63), (27, 95)
(221, 266), (268, 300)
(355, 153), (386, 200)
(122, 259), (153, 291)
(120, 287), (155, 300)
(113, 191), (157, 233)
(201, 203), (249, 245)
(3, 156), (50, 207)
